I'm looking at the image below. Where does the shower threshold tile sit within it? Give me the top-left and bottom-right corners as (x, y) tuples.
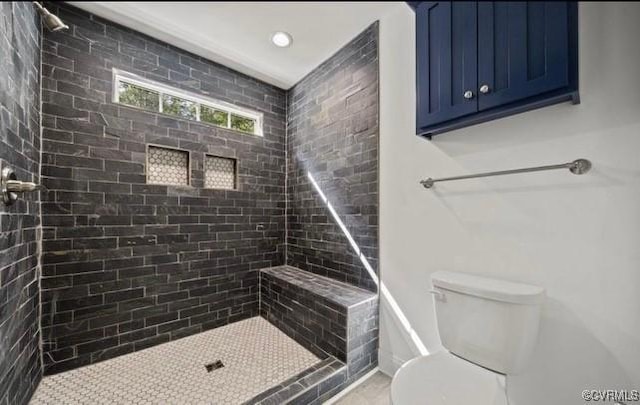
(30, 317), (322, 405)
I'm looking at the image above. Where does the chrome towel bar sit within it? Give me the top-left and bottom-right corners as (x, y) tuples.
(420, 159), (592, 189)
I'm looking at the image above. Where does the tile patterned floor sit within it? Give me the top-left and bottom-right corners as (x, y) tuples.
(31, 317), (321, 405)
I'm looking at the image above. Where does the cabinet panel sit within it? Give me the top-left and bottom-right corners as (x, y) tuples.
(477, 2), (570, 110)
(416, 1), (477, 129)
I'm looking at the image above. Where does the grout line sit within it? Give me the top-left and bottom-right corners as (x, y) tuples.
(36, 5), (45, 380)
(284, 90), (289, 266)
(258, 265), (262, 313)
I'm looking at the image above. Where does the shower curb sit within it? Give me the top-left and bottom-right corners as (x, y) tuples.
(243, 356), (347, 405)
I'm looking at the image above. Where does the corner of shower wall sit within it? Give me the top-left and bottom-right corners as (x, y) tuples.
(270, 21), (381, 401)
(285, 22), (380, 293)
(0, 2), (44, 404)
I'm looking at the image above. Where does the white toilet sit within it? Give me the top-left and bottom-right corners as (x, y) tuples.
(391, 271), (545, 404)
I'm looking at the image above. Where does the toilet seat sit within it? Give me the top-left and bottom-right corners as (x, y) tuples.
(390, 352), (507, 405)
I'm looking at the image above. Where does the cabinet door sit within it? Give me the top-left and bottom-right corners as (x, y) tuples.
(478, 2), (570, 110)
(416, 2), (477, 130)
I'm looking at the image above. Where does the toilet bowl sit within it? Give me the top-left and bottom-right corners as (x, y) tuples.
(390, 271), (544, 405)
(391, 352), (507, 405)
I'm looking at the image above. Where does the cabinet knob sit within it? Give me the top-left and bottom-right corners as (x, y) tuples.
(480, 84), (490, 94)
(463, 90), (474, 99)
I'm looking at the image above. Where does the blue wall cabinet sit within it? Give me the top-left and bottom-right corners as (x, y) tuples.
(416, 2), (478, 129)
(413, 1), (579, 138)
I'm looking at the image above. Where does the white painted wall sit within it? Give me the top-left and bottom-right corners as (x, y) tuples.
(69, 2), (396, 88)
(378, 2), (640, 403)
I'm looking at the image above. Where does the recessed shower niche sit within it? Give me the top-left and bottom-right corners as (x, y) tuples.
(205, 155), (237, 190)
(146, 146), (190, 186)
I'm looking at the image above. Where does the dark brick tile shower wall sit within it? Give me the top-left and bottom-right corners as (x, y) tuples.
(0, 2), (42, 404)
(40, 3), (286, 374)
(36, 2), (379, 384)
(287, 24), (379, 291)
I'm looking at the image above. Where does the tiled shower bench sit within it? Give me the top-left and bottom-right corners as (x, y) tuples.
(246, 265), (378, 404)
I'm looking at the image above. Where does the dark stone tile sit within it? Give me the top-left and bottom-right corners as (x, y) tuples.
(40, 1), (287, 372)
(37, 4), (378, 390)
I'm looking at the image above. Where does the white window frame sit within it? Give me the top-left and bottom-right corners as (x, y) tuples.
(112, 69), (264, 136)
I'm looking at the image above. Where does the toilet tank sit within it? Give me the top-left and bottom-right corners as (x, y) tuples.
(431, 271), (545, 375)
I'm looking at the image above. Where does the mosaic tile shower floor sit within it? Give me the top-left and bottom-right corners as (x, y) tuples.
(30, 317), (321, 404)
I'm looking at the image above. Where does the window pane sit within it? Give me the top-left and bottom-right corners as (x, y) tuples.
(162, 94), (197, 119)
(200, 105), (229, 127)
(118, 82), (159, 110)
(230, 114), (256, 133)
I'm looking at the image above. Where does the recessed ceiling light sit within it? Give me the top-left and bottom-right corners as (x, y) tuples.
(271, 31), (292, 48)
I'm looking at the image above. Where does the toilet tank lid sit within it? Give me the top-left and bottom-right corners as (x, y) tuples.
(431, 271), (545, 304)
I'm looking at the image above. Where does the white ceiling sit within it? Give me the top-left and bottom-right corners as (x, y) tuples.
(68, 2), (403, 89)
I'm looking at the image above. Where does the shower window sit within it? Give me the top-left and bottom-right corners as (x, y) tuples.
(200, 105), (229, 127)
(118, 82), (159, 110)
(162, 94), (197, 119)
(231, 114), (256, 134)
(112, 69), (263, 136)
